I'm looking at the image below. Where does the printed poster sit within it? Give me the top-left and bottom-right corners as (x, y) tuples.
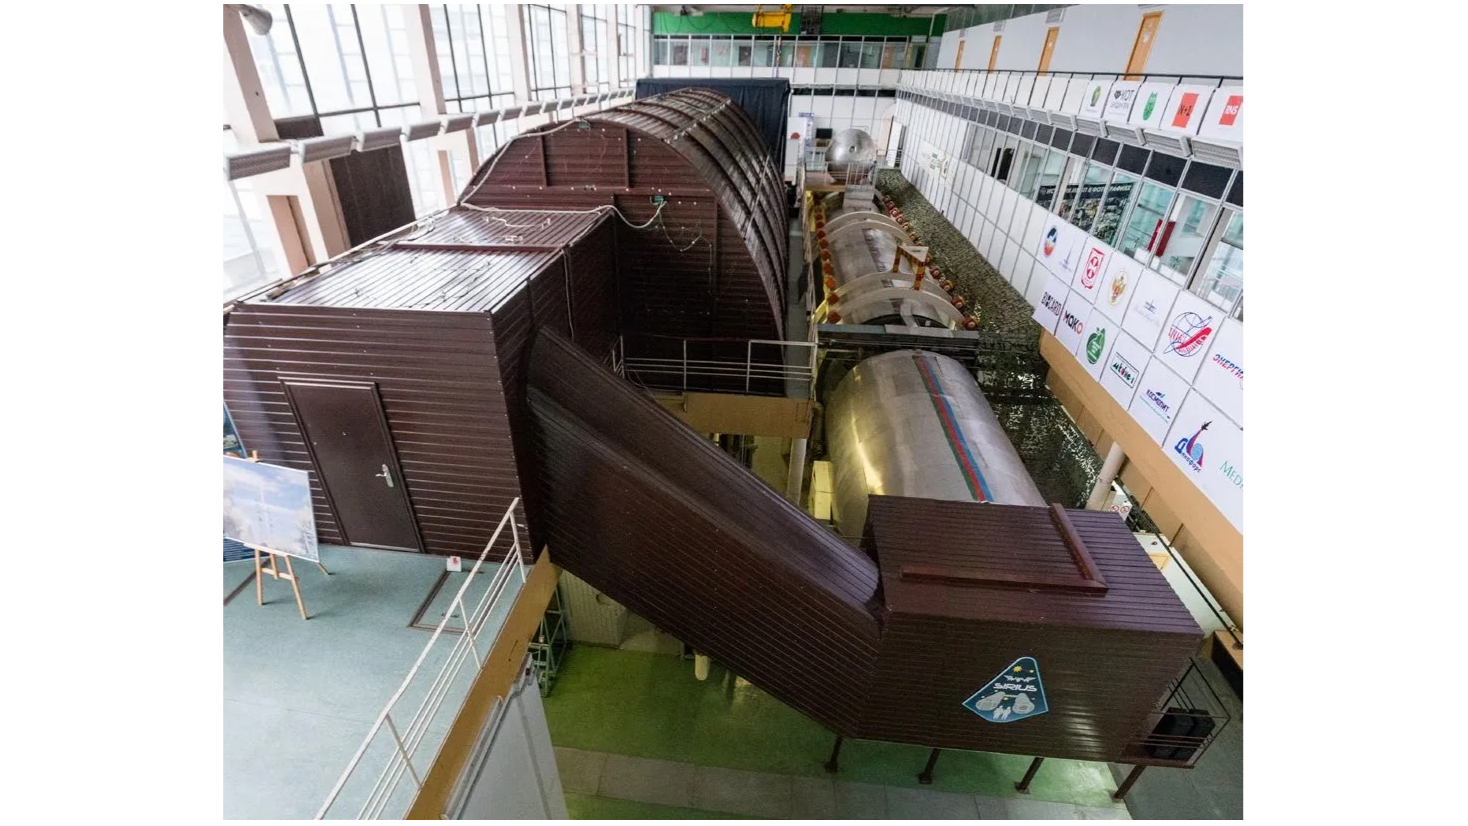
(1159, 85), (1214, 135)
(1098, 332), (1150, 410)
(223, 456), (321, 562)
(1104, 81), (1141, 121)
(1122, 266), (1182, 350)
(1077, 309), (1117, 382)
(1197, 87), (1244, 143)
(1128, 359), (1191, 444)
(1078, 80), (1111, 119)
(1071, 239), (1112, 303)
(1053, 288), (1091, 356)
(1031, 274), (1070, 335)
(1163, 391), (1243, 532)
(1191, 316), (1243, 426)
(1153, 288), (1221, 383)
(1095, 251), (1141, 326)
(1128, 82), (1176, 129)
(1036, 214), (1085, 282)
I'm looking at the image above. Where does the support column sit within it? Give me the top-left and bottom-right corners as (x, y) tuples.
(1112, 765), (1146, 801)
(823, 735), (844, 773)
(917, 748), (942, 785)
(785, 437), (809, 506)
(402, 4), (473, 206)
(1014, 756), (1044, 793)
(1085, 440), (1127, 510)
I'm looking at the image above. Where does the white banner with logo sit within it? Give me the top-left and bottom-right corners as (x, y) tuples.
(1128, 359), (1191, 444)
(1158, 84), (1215, 135)
(1121, 265), (1181, 350)
(1128, 82), (1176, 129)
(1099, 331), (1150, 410)
(1095, 251), (1141, 326)
(1078, 79), (1111, 119)
(1054, 288), (1091, 356)
(1031, 274), (1070, 334)
(1103, 81), (1141, 121)
(1076, 309), (1117, 381)
(1191, 316), (1243, 426)
(1163, 391), (1243, 532)
(1197, 86), (1243, 143)
(1071, 238), (1113, 304)
(1152, 288), (1221, 383)
(1035, 214), (1085, 282)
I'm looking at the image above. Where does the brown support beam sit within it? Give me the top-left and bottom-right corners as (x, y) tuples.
(1112, 765), (1147, 801)
(1014, 756), (1044, 793)
(823, 735), (845, 773)
(917, 748), (941, 785)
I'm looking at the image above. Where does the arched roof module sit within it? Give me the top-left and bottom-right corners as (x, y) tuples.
(462, 88), (789, 344)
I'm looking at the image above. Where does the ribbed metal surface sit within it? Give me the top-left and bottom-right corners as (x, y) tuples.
(826, 350), (1045, 538)
(463, 89), (787, 354)
(558, 571), (630, 647)
(526, 330), (882, 734)
(222, 305), (528, 559)
(406, 208), (605, 250)
(270, 248), (557, 313)
(858, 496), (1202, 761)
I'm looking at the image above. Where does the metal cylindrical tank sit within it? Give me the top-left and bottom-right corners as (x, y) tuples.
(817, 208), (962, 329)
(825, 349), (1045, 539)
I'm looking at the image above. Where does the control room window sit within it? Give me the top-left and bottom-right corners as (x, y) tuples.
(1191, 209), (1243, 313)
(1156, 193), (1221, 283)
(1116, 180), (1176, 262)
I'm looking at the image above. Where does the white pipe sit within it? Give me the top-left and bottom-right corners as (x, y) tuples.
(694, 653), (711, 681)
(1085, 442), (1127, 510)
(786, 437), (809, 505)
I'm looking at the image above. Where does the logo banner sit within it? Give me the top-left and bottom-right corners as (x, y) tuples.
(1191, 316), (1243, 426)
(1121, 265), (1182, 350)
(1159, 85), (1215, 135)
(1163, 391), (1243, 532)
(1104, 81), (1141, 121)
(1054, 289), (1091, 356)
(1153, 289), (1220, 383)
(1099, 331), (1150, 410)
(1031, 275), (1071, 335)
(1128, 359), (1191, 444)
(1197, 86), (1244, 143)
(1095, 251), (1139, 325)
(1129, 82), (1176, 129)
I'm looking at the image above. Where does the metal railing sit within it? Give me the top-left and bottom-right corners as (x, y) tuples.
(617, 335), (819, 398)
(316, 499), (525, 820)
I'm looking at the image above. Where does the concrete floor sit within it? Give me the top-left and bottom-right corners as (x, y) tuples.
(222, 546), (519, 820)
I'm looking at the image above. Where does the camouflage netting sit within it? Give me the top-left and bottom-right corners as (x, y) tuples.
(871, 168), (1112, 510)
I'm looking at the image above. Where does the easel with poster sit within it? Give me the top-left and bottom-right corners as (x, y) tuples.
(223, 451), (329, 620)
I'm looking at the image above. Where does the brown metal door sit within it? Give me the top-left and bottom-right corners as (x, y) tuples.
(283, 381), (423, 552)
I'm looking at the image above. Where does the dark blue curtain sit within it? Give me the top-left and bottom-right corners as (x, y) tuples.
(636, 78), (792, 173)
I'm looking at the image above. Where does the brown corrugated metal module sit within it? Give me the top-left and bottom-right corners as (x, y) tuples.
(222, 208), (619, 560)
(461, 89), (788, 356)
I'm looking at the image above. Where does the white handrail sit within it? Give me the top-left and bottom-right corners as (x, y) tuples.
(316, 498), (524, 820)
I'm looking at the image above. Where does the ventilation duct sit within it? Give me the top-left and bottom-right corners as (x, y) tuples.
(292, 134), (356, 164)
(442, 114), (475, 134)
(355, 127), (402, 153)
(224, 144), (292, 180)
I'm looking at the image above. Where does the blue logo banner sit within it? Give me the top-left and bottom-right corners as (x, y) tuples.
(962, 657), (1049, 723)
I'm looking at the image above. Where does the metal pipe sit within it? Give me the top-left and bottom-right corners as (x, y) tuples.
(786, 437), (808, 505)
(1085, 441), (1127, 510)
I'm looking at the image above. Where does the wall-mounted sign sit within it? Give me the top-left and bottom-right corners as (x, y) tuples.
(1071, 239), (1112, 302)
(1054, 289), (1090, 355)
(1098, 332), (1150, 410)
(1152, 288), (1219, 383)
(962, 657), (1049, 724)
(1079, 80), (1111, 118)
(1197, 86), (1243, 143)
(1104, 81), (1141, 121)
(1159, 85), (1215, 135)
(1164, 391), (1243, 532)
(1191, 316), (1243, 426)
(1031, 274), (1070, 335)
(1078, 311), (1117, 382)
(1036, 215), (1085, 282)
(1129, 82), (1176, 129)
(1095, 250), (1139, 325)
(1128, 359), (1191, 444)
(1121, 265), (1181, 350)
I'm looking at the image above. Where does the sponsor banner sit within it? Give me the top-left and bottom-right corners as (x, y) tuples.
(1079, 79), (1111, 118)
(1197, 86), (1243, 143)
(1152, 288), (1220, 383)
(1071, 238), (1113, 303)
(1054, 289), (1090, 356)
(1128, 82), (1176, 129)
(1159, 85), (1215, 135)
(1121, 265), (1181, 350)
(1036, 215), (1085, 282)
(1192, 316), (1243, 426)
(1031, 274), (1070, 334)
(1095, 251), (1140, 326)
(1103, 81), (1141, 121)
(1078, 311), (1117, 382)
(1163, 391), (1243, 532)
(1099, 332), (1150, 411)
(1128, 359), (1190, 444)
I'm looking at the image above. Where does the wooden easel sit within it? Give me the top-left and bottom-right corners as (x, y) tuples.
(243, 450), (328, 621)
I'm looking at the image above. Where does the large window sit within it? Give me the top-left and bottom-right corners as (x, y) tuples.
(1192, 211), (1243, 313)
(527, 4), (572, 100)
(580, 6), (608, 92)
(1117, 180), (1175, 261)
(434, 5), (515, 114)
(617, 4), (638, 83)
(1157, 194), (1221, 283)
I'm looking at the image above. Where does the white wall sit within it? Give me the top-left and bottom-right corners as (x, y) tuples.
(935, 4), (1242, 78)
(447, 664), (569, 820)
(1147, 4), (1244, 77)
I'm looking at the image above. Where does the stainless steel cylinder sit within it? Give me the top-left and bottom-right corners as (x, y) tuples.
(826, 349), (1045, 539)
(817, 208), (960, 328)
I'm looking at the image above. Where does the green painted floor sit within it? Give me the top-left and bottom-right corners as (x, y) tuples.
(565, 792), (757, 820)
(543, 646), (1127, 810)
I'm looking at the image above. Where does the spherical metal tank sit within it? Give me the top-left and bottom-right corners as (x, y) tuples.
(825, 349), (1046, 539)
(827, 128), (876, 170)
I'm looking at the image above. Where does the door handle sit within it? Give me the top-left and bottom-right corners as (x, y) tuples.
(375, 464), (395, 488)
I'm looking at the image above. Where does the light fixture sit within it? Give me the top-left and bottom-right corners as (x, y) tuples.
(230, 4), (274, 37)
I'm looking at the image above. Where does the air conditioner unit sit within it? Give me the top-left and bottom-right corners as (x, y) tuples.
(1141, 128), (1190, 156)
(292, 134), (356, 164)
(224, 144), (292, 180)
(1190, 138), (1243, 168)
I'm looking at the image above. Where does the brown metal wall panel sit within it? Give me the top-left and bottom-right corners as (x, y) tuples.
(222, 305), (527, 561)
(525, 330), (882, 734)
